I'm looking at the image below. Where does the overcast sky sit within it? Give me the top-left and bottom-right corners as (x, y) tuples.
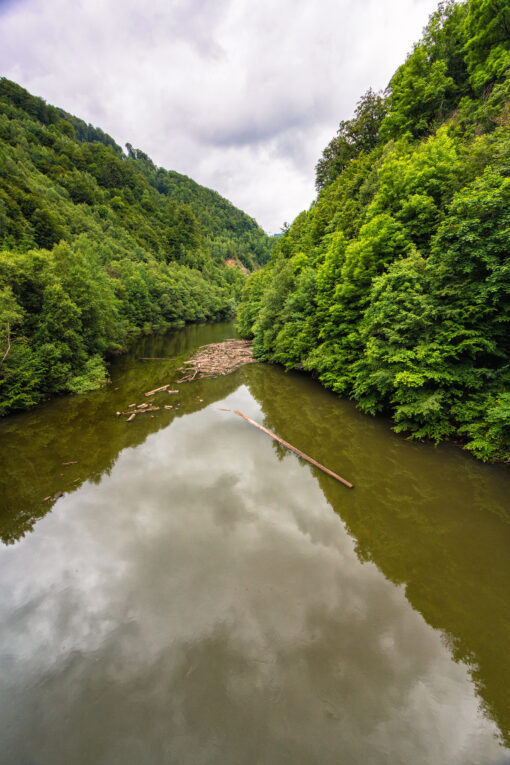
(0, 0), (439, 233)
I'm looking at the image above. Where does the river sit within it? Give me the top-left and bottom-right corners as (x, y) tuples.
(0, 321), (509, 765)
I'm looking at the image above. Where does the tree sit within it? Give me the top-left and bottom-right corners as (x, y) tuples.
(0, 286), (23, 364)
(315, 89), (386, 190)
(381, 46), (456, 139)
(465, 0), (510, 92)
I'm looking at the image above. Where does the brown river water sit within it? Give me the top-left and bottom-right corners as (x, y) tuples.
(0, 321), (509, 765)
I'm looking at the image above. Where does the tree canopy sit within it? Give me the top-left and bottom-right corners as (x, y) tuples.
(238, 0), (510, 462)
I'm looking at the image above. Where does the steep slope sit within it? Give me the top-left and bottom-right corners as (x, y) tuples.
(0, 78), (271, 414)
(237, 0), (510, 462)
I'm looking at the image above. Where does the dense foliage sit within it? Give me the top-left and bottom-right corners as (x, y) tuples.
(0, 78), (271, 414)
(237, 0), (510, 462)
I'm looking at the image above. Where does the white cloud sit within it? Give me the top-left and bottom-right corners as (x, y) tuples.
(0, 0), (439, 232)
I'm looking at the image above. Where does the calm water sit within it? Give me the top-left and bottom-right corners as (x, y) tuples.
(0, 322), (509, 765)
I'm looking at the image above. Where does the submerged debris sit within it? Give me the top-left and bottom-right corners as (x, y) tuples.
(177, 339), (258, 383)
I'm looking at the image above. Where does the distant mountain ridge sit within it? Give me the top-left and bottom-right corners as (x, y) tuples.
(0, 77), (270, 269)
(0, 77), (271, 413)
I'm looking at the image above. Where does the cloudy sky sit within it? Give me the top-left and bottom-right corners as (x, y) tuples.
(0, 0), (439, 232)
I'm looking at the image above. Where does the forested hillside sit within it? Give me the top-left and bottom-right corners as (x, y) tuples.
(237, 0), (510, 462)
(0, 78), (270, 414)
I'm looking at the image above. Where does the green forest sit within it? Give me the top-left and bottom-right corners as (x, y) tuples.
(237, 0), (510, 462)
(0, 77), (271, 414)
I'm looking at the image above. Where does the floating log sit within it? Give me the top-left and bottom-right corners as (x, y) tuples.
(233, 410), (353, 489)
(62, 461), (78, 466)
(126, 413), (137, 422)
(144, 384), (170, 397)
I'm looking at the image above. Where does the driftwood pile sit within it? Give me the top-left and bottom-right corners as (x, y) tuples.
(177, 339), (257, 383)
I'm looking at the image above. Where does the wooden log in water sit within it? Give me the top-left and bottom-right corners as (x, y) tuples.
(233, 410), (353, 489)
(144, 384), (170, 397)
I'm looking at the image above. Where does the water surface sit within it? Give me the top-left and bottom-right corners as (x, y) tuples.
(1, 322), (509, 765)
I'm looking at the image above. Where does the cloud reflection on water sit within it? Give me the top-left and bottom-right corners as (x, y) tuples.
(0, 385), (506, 765)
